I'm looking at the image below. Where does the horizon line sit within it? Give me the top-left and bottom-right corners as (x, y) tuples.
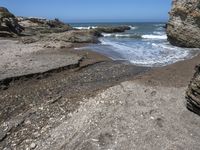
(66, 21), (167, 24)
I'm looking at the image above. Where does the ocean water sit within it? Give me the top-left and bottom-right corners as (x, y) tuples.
(71, 22), (200, 67)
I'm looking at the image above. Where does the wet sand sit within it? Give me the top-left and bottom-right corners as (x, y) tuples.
(134, 53), (200, 87)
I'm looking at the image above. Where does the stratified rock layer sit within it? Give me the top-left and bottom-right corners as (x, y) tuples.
(167, 1), (200, 115)
(186, 65), (200, 115)
(167, 0), (200, 48)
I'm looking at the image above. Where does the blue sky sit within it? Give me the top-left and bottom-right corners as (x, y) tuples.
(0, 0), (172, 22)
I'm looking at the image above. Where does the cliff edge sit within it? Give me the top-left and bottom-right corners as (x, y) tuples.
(167, 0), (200, 48)
(167, 0), (200, 115)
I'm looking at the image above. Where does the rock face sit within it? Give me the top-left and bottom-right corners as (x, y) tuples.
(0, 7), (24, 37)
(44, 30), (101, 43)
(167, 1), (200, 115)
(18, 17), (73, 35)
(166, 0), (200, 48)
(186, 65), (200, 115)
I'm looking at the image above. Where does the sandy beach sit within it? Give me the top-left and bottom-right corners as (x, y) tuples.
(1, 0), (200, 149)
(0, 36), (200, 149)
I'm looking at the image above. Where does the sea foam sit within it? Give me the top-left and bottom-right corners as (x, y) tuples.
(102, 33), (141, 39)
(129, 26), (137, 30)
(98, 38), (194, 67)
(74, 26), (98, 30)
(142, 34), (167, 40)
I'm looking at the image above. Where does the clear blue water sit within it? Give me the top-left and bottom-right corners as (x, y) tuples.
(71, 22), (200, 67)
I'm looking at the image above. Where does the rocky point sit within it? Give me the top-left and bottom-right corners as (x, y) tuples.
(167, 0), (200, 115)
(167, 0), (200, 48)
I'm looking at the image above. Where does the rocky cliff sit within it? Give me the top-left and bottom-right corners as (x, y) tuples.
(167, 1), (200, 115)
(17, 17), (73, 35)
(186, 65), (200, 115)
(167, 0), (200, 48)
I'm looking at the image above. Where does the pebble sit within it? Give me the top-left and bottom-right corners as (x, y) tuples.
(150, 116), (155, 120)
(30, 143), (37, 149)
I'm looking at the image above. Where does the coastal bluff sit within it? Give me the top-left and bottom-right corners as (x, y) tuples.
(167, 0), (200, 48)
(167, 0), (200, 115)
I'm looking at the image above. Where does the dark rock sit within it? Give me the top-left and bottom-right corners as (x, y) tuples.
(0, 31), (13, 37)
(94, 25), (131, 33)
(186, 65), (200, 115)
(0, 7), (24, 36)
(167, 0), (200, 48)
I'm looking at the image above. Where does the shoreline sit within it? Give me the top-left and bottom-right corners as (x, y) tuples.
(134, 53), (200, 88)
(1, 39), (200, 149)
(1, 4), (200, 149)
(0, 27), (200, 149)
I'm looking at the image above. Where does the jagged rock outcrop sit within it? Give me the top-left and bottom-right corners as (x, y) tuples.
(0, 7), (24, 37)
(186, 65), (200, 115)
(166, 0), (200, 48)
(17, 17), (73, 35)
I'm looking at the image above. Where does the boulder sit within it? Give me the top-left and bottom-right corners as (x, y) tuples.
(0, 7), (24, 36)
(166, 0), (200, 48)
(186, 65), (200, 115)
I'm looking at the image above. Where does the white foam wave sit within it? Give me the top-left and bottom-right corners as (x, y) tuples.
(115, 34), (131, 37)
(129, 26), (137, 30)
(102, 33), (132, 38)
(151, 43), (182, 51)
(153, 31), (165, 35)
(142, 34), (167, 40)
(74, 26), (98, 30)
(98, 38), (194, 67)
(102, 33), (113, 37)
(154, 24), (165, 27)
(102, 33), (141, 39)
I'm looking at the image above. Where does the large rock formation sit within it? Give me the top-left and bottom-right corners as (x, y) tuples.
(167, 1), (200, 115)
(0, 7), (24, 37)
(18, 17), (73, 35)
(170, 1), (200, 115)
(167, 0), (200, 48)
